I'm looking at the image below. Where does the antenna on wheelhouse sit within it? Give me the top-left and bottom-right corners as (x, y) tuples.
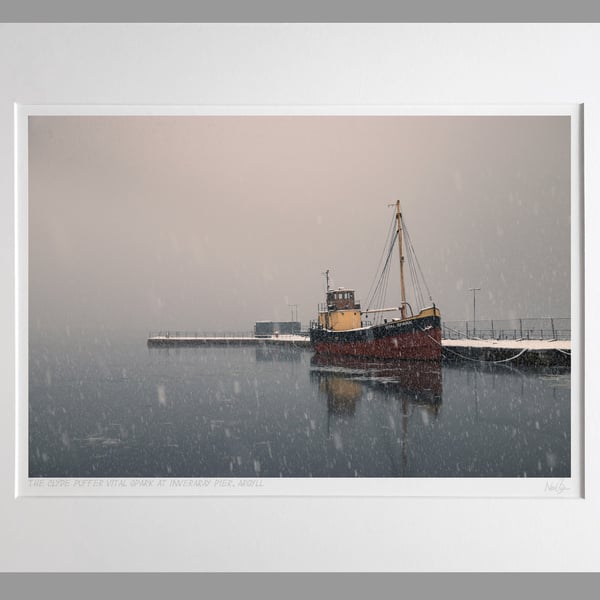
(322, 269), (331, 292)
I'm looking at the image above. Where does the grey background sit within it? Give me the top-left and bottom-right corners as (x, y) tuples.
(1, 573), (598, 599)
(2, 0), (600, 22)
(1, 2), (598, 596)
(5, 21), (594, 573)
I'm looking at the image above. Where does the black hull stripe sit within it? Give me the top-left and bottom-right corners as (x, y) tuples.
(310, 315), (441, 344)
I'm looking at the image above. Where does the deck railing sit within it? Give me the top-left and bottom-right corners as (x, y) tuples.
(442, 318), (571, 341)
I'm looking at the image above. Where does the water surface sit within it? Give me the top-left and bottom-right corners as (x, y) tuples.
(29, 335), (570, 478)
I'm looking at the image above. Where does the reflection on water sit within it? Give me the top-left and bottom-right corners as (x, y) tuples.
(310, 357), (444, 475)
(28, 338), (571, 478)
(319, 376), (362, 417)
(311, 355), (442, 412)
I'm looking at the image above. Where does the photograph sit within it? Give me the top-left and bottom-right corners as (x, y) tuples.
(27, 113), (572, 480)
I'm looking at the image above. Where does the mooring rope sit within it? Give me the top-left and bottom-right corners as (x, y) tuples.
(420, 327), (539, 364)
(442, 344), (530, 364)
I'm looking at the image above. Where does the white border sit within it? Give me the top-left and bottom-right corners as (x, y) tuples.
(2, 23), (599, 572)
(15, 103), (581, 499)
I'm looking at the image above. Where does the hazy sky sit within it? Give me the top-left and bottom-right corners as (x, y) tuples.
(29, 115), (570, 336)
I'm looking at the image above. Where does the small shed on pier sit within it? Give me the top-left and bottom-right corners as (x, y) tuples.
(254, 321), (301, 337)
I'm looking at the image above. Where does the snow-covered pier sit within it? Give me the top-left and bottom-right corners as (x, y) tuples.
(147, 333), (311, 348)
(147, 333), (570, 366)
(442, 338), (571, 367)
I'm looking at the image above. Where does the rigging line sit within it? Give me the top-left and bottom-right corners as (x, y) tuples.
(405, 238), (422, 309)
(401, 220), (421, 309)
(381, 236), (396, 308)
(368, 262), (383, 311)
(367, 248), (392, 311)
(405, 245), (415, 308)
(403, 218), (433, 301)
(381, 254), (391, 314)
(374, 240), (394, 322)
(367, 230), (397, 311)
(408, 236), (424, 309)
(365, 212), (397, 307)
(372, 256), (389, 321)
(413, 238), (425, 307)
(403, 223), (424, 306)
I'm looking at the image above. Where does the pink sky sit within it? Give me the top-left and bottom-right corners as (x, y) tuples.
(28, 115), (570, 335)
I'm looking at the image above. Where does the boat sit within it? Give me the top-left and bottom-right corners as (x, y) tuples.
(309, 200), (442, 360)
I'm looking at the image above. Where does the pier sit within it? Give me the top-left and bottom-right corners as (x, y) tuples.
(147, 333), (570, 366)
(147, 333), (311, 348)
(442, 338), (571, 367)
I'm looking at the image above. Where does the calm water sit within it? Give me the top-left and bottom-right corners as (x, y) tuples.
(29, 334), (571, 478)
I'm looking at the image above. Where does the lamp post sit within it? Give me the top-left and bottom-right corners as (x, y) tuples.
(288, 303), (298, 324)
(469, 287), (480, 338)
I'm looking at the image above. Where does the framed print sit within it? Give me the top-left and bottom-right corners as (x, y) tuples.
(15, 105), (581, 499)
(2, 23), (599, 572)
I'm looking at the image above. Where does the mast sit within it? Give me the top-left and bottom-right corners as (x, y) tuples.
(395, 200), (407, 319)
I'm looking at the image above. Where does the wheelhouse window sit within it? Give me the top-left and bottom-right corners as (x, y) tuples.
(327, 289), (356, 310)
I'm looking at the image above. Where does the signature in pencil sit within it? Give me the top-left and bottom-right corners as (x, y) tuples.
(544, 479), (570, 495)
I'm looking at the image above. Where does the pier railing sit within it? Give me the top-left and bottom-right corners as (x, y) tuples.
(148, 330), (310, 339)
(148, 330), (255, 339)
(442, 318), (570, 341)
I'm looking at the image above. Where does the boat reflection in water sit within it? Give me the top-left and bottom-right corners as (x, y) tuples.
(315, 371), (363, 417)
(310, 355), (442, 418)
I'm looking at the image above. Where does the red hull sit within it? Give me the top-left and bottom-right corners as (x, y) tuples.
(312, 325), (442, 361)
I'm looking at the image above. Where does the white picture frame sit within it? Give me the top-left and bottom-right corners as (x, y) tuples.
(1, 23), (598, 572)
